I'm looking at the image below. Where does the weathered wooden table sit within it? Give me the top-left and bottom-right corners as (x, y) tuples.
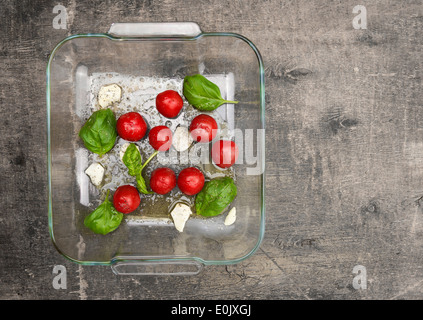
(1, 0), (422, 300)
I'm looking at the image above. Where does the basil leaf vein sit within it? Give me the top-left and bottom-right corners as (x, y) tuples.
(136, 174), (154, 195)
(183, 74), (238, 111)
(122, 143), (157, 194)
(195, 177), (237, 217)
(122, 143), (143, 176)
(78, 108), (117, 157)
(84, 190), (123, 235)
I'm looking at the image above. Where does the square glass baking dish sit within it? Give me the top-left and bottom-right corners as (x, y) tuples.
(47, 22), (265, 275)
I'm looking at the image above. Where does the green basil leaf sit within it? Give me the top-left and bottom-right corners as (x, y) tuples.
(122, 144), (155, 194)
(136, 173), (154, 195)
(122, 143), (142, 176)
(84, 190), (123, 235)
(183, 74), (238, 111)
(79, 108), (117, 157)
(195, 177), (237, 217)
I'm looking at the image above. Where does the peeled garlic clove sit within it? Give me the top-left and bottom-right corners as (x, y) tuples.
(85, 162), (104, 186)
(172, 126), (193, 152)
(170, 203), (192, 232)
(224, 207), (236, 226)
(98, 83), (122, 108)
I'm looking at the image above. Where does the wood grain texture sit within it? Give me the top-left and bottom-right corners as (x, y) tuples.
(1, 0), (423, 300)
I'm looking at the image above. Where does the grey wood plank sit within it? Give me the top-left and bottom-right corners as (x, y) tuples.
(1, 0), (422, 300)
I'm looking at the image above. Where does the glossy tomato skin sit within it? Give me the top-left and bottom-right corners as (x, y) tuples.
(148, 125), (172, 151)
(189, 114), (218, 143)
(150, 167), (177, 195)
(211, 140), (239, 168)
(156, 90), (184, 118)
(116, 112), (148, 141)
(177, 167), (205, 195)
(113, 185), (141, 214)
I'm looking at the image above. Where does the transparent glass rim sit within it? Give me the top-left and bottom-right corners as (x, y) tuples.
(46, 31), (266, 267)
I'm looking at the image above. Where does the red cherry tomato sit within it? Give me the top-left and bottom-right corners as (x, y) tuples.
(189, 114), (218, 143)
(116, 112), (148, 141)
(211, 140), (239, 168)
(150, 167), (177, 195)
(113, 185), (141, 214)
(177, 167), (205, 195)
(156, 90), (184, 118)
(148, 125), (172, 151)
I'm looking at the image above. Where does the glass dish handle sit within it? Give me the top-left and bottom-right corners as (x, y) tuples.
(110, 257), (204, 276)
(108, 22), (202, 37)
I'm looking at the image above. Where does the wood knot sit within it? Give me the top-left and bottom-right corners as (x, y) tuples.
(361, 200), (380, 214)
